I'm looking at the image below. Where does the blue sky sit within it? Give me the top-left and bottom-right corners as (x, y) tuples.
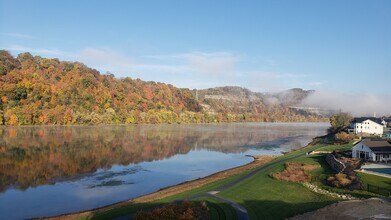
(1, 0), (390, 96)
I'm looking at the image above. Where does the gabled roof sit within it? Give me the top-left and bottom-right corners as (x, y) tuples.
(352, 117), (382, 125)
(361, 139), (391, 152)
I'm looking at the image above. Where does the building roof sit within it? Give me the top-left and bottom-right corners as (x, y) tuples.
(383, 118), (391, 123)
(362, 139), (391, 152)
(352, 117), (382, 125)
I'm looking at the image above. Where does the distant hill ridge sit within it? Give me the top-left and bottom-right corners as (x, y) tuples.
(0, 50), (325, 125)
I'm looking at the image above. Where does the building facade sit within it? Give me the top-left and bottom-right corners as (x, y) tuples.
(352, 139), (391, 162)
(351, 117), (384, 135)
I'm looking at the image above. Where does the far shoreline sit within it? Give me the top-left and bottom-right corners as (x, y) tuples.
(2, 121), (330, 128)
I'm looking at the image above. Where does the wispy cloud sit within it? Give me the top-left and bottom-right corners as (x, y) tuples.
(307, 81), (324, 86)
(146, 51), (239, 75)
(75, 48), (189, 76)
(77, 48), (134, 70)
(4, 46), (318, 91)
(1, 32), (35, 39)
(72, 48), (317, 91)
(184, 52), (238, 75)
(5, 45), (63, 55)
(275, 73), (310, 79)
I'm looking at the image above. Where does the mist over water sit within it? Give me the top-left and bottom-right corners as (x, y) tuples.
(302, 90), (391, 116)
(0, 123), (328, 219)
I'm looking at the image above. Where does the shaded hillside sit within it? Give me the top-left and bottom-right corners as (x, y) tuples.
(0, 50), (325, 125)
(196, 87), (313, 113)
(195, 86), (320, 121)
(196, 86), (265, 114)
(264, 88), (314, 106)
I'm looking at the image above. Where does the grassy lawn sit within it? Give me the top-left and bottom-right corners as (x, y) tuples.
(90, 144), (321, 219)
(195, 197), (238, 220)
(358, 172), (391, 190)
(218, 152), (340, 219)
(90, 140), (389, 220)
(315, 141), (354, 152)
(90, 170), (251, 220)
(357, 172), (391, 197)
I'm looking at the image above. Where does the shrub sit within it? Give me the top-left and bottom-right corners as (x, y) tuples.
(134, 201), (209, 220)
(335, 132), (355, 142)
(326, 172), (361, 189)
(272, 162), (318, 183)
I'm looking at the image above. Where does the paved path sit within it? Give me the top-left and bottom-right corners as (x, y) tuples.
(117, 148), (314, 220)
(183, 150), (312, 220)
(206, 192), (249, 220)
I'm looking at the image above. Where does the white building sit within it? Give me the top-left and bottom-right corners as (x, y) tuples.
(350, 117), (384, 135)
(352, 139), (391, 162)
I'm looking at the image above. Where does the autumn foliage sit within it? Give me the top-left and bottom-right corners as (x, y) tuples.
(0, 50), (325, 125)
(0, 50), (201, 125)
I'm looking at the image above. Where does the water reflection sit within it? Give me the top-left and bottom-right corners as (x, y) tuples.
(0, 123), (327, 219)
(0, 123), (326, 192)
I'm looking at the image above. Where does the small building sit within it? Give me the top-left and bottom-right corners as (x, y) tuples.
(382, 118), (391, 127)
(350, 117), (384, 136)
(352, 139), (391, 162)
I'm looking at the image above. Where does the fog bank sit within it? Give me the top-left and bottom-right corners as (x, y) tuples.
(301, 90), (391, 117)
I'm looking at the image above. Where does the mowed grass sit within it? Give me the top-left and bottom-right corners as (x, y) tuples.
(315, 141), (355, 152)
(91, 170), (251, 220)
(195, 197), (238, 220)
(357, 172), (391, 191)
(91, 142), (337, 220)
(90, 140), (388, 220)
(218, 152), (340, 220)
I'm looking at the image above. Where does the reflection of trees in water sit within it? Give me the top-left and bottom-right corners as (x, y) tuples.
(0, 124), (326, 191)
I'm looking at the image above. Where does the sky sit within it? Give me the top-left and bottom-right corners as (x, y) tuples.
(0, 1), (390, 115)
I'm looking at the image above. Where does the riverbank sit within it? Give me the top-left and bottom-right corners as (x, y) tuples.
(45, 155), (276, 220)
(44, 134), (391, 220)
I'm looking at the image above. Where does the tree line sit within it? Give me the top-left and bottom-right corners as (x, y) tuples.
(0, 50), (325, 125)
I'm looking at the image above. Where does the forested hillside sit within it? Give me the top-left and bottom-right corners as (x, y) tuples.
(0, 50), (325, 125)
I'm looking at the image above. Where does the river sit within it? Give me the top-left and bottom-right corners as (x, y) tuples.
(0, 123), (328, 219)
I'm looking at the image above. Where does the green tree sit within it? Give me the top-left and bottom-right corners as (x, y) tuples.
(329, 112), (352, 133)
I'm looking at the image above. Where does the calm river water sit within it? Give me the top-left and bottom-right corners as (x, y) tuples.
(0, 123), (328, 219)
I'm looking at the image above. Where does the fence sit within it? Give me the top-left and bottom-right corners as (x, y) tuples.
(367, 184), (391, 197)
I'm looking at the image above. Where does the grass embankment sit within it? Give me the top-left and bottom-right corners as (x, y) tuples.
(86, 140), (389, 220)
(358, 172), (391, 191)
(217, 153), (339, 219)
(315, 142), (355, 152)
(90, 172), (249, 220)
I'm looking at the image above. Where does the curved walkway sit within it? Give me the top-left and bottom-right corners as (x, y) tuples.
(185, 150), (311, 220)
(115, 148), (314, 220)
